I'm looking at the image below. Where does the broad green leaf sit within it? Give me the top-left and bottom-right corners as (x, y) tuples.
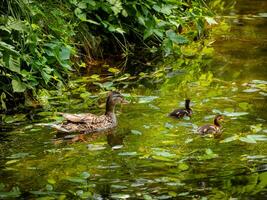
(0, 41), (19, 56)
(78, 2), (87, 9)
(166, 30), (188, 44)
(8, 55), (20, 73)
(12, 79), (26, 93)
(60, 47), (71, 60)
(74, 8), (87, 21)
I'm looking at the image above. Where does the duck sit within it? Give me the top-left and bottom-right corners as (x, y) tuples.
(197, 115), (224, 135)
(169, 99), (192, 118)
(51, 91), (128, 134)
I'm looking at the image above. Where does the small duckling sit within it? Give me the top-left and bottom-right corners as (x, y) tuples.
(169, 99), (192, 118)
(197, 115), (224, 135)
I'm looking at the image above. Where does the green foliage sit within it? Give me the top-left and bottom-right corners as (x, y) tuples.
(0, 0), (218, 111)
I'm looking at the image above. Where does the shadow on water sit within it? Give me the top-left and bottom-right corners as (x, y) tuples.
(0, 0), (267, 199)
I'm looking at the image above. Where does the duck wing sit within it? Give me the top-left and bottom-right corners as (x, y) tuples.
(197, 124), (219, 134)
(169, 109), (188, 118)
(58, 112), (99, 123)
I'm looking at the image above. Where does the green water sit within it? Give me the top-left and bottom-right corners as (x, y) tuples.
(1, 1), (267, 199)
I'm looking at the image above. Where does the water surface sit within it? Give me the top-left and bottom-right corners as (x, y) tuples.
(0, 0), (267, 199)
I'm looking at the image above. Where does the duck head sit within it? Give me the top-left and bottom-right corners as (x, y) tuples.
(105, 91), (128, 114)
(214, 115), (224, 126)
(185, 99), (191, 109)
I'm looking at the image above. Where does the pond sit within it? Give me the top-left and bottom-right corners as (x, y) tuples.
(1, 0), (267, 199)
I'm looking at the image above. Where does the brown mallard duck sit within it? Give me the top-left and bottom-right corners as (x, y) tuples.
(51, 91), (128, 134)
(169, 99), (192, 118)
(197, 115), (224, 135)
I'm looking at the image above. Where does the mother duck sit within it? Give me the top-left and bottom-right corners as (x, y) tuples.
(52, 91), (128, 134)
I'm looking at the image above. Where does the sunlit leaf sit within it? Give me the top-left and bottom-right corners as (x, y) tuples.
(220, 135), (239, 143)
(5, 160), (19, 165)
(164, 122), (174, 129)
(247, 135), (267, 141)
(118, 152), (137, 156)
(131, 130), (142, 135)
(205, 16), (217, 25)
(239, 136), (256, 144)
(178, 163), (189, 171)
(243, 88), (260, 93)
(12, 79), (26, 93)
(250, 124), (262, 133)
(111, 194), (130, 199)
(138, 96), (158, 103)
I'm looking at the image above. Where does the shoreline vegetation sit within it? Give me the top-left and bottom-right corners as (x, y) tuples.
(0, 0), (227, 113)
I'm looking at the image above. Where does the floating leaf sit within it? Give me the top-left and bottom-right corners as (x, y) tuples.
(7, 152), (29, 159)
(131, 130), (142, 135)
(243, 88), (260, 93)
(152, 155), (173, 162)
(220, 135), (239, 143)
(222, 111), (249, 117)
(111, 194), (130, 199)
(178, 163), (189, 171)
(164, 122), (174, 129)
(247, 135), (267, 141)
(87, 144), (106, 151)
(112, 145), (123, 150)
(66, 177), (86, 183)
(185, 138), (193, 143)
(138, 96), (158, 103)
(250, 124), (262, 133)
(5, 160), (19, 165)
(118, 152), (137, 156)
(0, 187), (21, 198)
(239, 136), (256, 144)
(238, 102), (251, 110)
(80, 172), (90, 179)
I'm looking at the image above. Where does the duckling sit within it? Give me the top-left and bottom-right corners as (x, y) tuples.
(169, 99), (192, 118)
(197, 115), (224, 135)
(52, 91), (128, 134)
